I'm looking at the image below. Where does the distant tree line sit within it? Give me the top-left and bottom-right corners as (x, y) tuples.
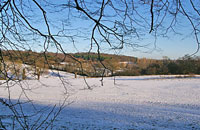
(73, 53), (112, 61)
(115, 56), (200, 76)
(2, 51), (200, 76)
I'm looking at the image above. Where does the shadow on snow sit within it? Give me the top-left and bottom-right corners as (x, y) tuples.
(1, 98), (200, 129)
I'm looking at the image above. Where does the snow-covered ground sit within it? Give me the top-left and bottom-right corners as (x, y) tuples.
(0, 72), (200, 129)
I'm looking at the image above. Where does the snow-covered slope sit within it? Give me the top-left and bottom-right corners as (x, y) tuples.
(0, 72), (200, 129)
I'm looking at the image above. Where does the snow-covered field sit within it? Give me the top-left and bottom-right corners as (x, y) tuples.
(0, 71), (200, 130)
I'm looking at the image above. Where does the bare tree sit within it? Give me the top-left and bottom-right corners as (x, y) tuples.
(0, 0), (200, 129)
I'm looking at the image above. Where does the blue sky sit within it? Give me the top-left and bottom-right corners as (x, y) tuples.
(21, 0), (200, 59)
(129, 36), (198, 59)
(69, 33), (199, 59)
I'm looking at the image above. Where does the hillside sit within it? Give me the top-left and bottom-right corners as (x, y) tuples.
(1, 50), (200, 77)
